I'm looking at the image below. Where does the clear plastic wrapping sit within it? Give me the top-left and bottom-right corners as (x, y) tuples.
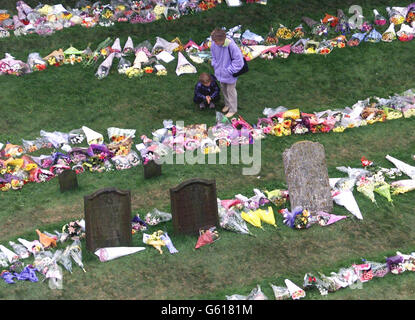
(386, 6), (407, 25)
(144, 208), (172, 226)
(382, 23), (397, 42)
(40, 130), (69, 148)
(96, 52), (116, 79)
(8, 241), (30, 259)
(59, 246), (73, 273)
(27, 52), (47, 71)
(368, 261), (389, 278)
(68, 240), (86, 272)
(69, 128), (86, 144)
(111, 151), (141, 170)
(33, 251), (54, 275)
(270, 283), (290, 300)
(0, 251), (9, 267)
(246, 285), (268, 300)
(226, 285), (268, 300)
(118, 57), (132, 74)
(218, 202), (252, 235)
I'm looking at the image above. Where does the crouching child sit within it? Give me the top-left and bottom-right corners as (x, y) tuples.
(193, 72), (220, 110)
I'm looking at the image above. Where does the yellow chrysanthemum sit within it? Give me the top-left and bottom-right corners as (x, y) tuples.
(24, 163), (37, 171)
(154, 4), (166, 16)
(333, 126), (346, 133)
(103, 10), (113, 19)
(272, 124), (284, 137)
(283, 128), (291, 136)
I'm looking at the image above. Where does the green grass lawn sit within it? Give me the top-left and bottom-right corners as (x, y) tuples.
(1, 0), (415, 300)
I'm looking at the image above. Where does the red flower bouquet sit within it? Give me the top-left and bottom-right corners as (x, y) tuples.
(195, 226), (219, 249)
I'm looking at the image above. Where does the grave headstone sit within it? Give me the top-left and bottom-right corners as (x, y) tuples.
(84, 187), (132, 252)
(58, 169), (78, 192)
(143, 160), (161, 179)
(170, 178), (219, 235)
(282, 141), (333, 213)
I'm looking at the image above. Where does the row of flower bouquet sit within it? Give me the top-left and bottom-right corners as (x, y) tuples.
(0, 35), (201, 78)
(233, 6), (415, 61)
(0, 187), (300, 287)
(0, 183), (360, 288)
(279, 154), (415, 223)
(0, 0), (219, 38)
(227, 249), (415, 300)
(1, 156), (414, 290)
(2, 4), (415, 78)
(1, 88), (415, 193)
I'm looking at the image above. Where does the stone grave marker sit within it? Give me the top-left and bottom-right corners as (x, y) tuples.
(58, 169), (78, 192)
(170, 178), (219, 235)
(282, 141), (333, 213)
(143, 160), (162, 179)
(84, 187), (132, 252)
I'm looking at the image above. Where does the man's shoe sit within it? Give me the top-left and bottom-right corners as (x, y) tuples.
(222, 106), (229, 113)
(225, 112), (236, 118)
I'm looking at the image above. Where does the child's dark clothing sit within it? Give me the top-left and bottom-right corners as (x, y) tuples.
(193, 74), (220, 108)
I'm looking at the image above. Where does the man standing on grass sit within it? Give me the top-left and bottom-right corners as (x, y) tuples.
(210, 28), (245, 118)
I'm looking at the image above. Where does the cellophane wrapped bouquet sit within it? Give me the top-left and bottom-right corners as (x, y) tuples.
(62, 220), (85, 241)
(276, 24), (293, 40)
(226, 284), (268, 300)
(397, 23), (414, 42)
(367, 261), (389, 278)
(264, 26), (278, 45)
(270, 283), (290, 300)
(217, 200), (252, 235)
(304, 40), (319, 53)
(335, 9), (351, 34)
(291, 38), (308, 54)
(317, 40), (333, 55)
(143, 230), (166, 254)
(347, 32), (366, 46)
(407, 4), (415, 24)
(195, 226), (220, 249)
(118, 57), (132, 74)
(292, 24), (305, 38)
(83, 37), (112, 67)
(382, 23), (397, 42)
(365, 28), (382, 43)
(281, 206), (311, 229)
(386, 6), (407, 25)
(330, 35), (347, 48)
(264, 189), (288, 206)
(302, 16), (328, 36)
(322, 13), (338, 27)
(144, 208), (172, 226)
(303, 273), (332, 295)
